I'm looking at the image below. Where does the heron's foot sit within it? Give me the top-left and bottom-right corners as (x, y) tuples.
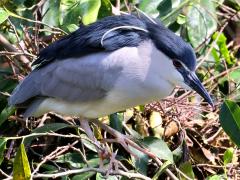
(104, 149), (119, 177)
(89, 119), (158, 160)
(80, 119), (122, 172)
(88, 119), (141, 157)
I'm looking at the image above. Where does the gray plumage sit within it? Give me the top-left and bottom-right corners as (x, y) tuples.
(9, 52), (123, 105)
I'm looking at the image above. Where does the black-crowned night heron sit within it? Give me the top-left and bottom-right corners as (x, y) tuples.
(9, 14), (213, 156)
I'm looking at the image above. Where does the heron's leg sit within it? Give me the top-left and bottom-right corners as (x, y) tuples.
(80, 119), (100, 146)
(80, 119), (105, 168)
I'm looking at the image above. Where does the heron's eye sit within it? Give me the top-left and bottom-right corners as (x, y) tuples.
(172, 60), (182, 68)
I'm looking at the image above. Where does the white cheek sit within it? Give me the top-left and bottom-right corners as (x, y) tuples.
(150, 46), (192, 91)
(169, 67), (192, 90)
(177, 81), (192, 90)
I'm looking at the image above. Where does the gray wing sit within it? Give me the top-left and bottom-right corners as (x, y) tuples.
(9, 52), (123, 105)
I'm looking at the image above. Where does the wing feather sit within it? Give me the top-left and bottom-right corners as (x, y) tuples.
(10, 51), (124, 105)
(40, 53), (123, 102)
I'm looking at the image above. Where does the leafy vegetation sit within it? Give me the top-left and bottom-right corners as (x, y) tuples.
(0, 0), (240, 179)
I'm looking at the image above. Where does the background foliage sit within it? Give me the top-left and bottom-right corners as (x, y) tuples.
(0, 0), (240, 179)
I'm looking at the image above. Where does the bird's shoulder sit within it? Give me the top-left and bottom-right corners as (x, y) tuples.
(32, 15), (149, 68)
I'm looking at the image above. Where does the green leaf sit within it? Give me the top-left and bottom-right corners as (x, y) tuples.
(98, 0), (112, 19)
(42, 0), (61, 27)
(177, 14), (186, 25)
(223, 147), (234, 166)
(0, 75), (17, 92)
(0, 106), (15, 127)
(23, 123), (72, 145)
(212, 32), (233, 65)
(13, 143), (31, 180)
(0, 138), (7, 165)
(66, 24), (79, 32)
(79, 0), (101, 25)
(0, 8), (9, 24)
(56, 152), (100, 168)
(228, 69), (240, 84)
(211, 47), (221, 64)
(81, 134), (97, 152)
(109, 113), (123, 133)
(96, 173), (118, 180)
(161, 0), (190, 26)
(179, 161), (195, 180)
(207, 175), (225, 180)
(60, 0), (82, 27)
(41, 164), (58, 173)
(172, 140), (184, 162)
(157, 0), (172, 18)
(152, 160), (172, 180)
(218, 69), (240, 88)
(130, 146), (149, 175)
(187, 1), (217, 47)
(139, 0), (164, 18)
(142, 136), (174, 163)
(219, 100), (240, 147)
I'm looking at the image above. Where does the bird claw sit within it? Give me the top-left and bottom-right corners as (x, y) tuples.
(81, 118), (148, 168)
(105, 149), (119, 177)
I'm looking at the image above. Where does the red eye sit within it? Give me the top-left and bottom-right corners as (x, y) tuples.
(173, 60), (182, 68)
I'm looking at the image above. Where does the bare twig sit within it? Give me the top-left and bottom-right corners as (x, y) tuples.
(0, 51), (36, 58)
(33, 168), (152, 180)
(0, 33), (30, 66)
(30, 141), (79, 179)
(0, 169), (11, 178)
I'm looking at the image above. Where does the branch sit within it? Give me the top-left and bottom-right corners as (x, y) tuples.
(0, 33), (30, 66)
(33, 168), (152, 180)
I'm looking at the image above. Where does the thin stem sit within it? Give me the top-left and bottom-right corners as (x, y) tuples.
(33, 168), (152, 180)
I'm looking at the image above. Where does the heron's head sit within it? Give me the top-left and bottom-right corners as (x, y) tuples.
(146, 21), (213, 107)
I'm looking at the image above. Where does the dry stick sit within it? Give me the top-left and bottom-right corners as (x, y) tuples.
(203, 66), (240, 85)
(5, 8), (67, 35)
(30, 140), (79, 179)
(70, 146), (89, 166)
(0, 33), (30, 65)
(28, 0), (47, 11)
(0, 169), (11, 178)
(112, 0), (121, 15)
(33, 168), (152, 180)
(175, 167), (194, 180)
(124, 0), (131, 13)
(89, 119), (179, 180)
(205, 127), (223, 143)
(6, 132), (82, 140)
(194, 163), (238, 168)
(8, 18), (25, 53)
(216, 1), (237, 14)
(0, 51), (36, 58)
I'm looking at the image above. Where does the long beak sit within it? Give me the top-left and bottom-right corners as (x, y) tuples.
(184, 71), (214, 107)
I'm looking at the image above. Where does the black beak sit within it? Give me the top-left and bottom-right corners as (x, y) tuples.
(184, 71), (214, 107)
